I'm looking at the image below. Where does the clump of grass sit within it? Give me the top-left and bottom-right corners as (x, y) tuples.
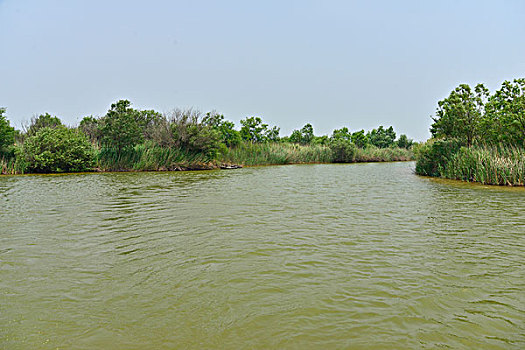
(96, 142), (215, 171)
(220, 142), (333, 166)
(441, 145), (525, 186)
(0, 156), (27, 175)
(220, 142), (413, 166)
(355, 146), (414, 162)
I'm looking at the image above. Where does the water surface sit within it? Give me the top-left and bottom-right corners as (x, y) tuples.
(1, 162), (524, 349)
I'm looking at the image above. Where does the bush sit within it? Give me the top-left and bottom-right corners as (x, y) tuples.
(20, 126), (95, 173)
(330, 139), (357, 163)
(414, 139), (462, 176)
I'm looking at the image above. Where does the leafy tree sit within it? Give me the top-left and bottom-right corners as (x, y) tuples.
(368, 126), (396, 148)
(203, 112), (242, 147)
(265, 126), (280, 142)
(99, 100), (143, 151)
(79, 116), (100, 144)
(0, 108), (15, 154)
(289, 129), (303, 143)
(396, 134), (413, 149)
(484, 78), (525, 146)
(331, 127), (352, 141)
(312, 135), (329, 145)
(430, 83), (489, 147)
(351, 130), (368, 148)
(240, 117), (268, 143)
(170, 108), (221, 157)
(289, 123), (313, 144)
(20, 126), (95, 173)
(27, 113), (63, 136)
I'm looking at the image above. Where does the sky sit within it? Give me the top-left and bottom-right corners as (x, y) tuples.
(1, 0), (524, 141)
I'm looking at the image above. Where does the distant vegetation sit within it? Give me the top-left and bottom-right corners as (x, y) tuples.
(416, 78), (525, 186)
(0, 102), (414, 175)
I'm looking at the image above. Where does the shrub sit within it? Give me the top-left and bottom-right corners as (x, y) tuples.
(414, 139), (462, 176)
(20, 126), (95, 173)
(330, 138), (357, 163)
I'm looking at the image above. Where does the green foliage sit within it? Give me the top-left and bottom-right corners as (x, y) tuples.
(27, 113), (63, 136)
(170, 109), (221, 158)
(368, 126), (396, 148)
(220, 141), (332, 166)
(396, 134), (413, 149)
(20, 126), (95, 173)
(289, 123), (314, 144)
(312, 135), (329, 145)
(442, 145), (525, 186)
(484, 78), (525, 146)
(100, 100), (143, 151)
(329, 138), (357, 163)
(203, 112), (242, 147)
(240, 116), (268, 143)
(351, 129), (368, 148)
(97, 142), (213, 171)
(0, 108), (15, 155)
(414, 139), (462, 177)
(331, 127), (352, 142)
(239, 116), (279, 143)
(79, 116), (100, 144)
(430, 84), (489, 147)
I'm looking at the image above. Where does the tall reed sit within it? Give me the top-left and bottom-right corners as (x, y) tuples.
(441, 145), (525, 186)
(220, 142), (333, 166)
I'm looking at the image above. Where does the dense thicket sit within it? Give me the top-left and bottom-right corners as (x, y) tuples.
(416, 78), (525, 185)
(0, 100), (414, 174)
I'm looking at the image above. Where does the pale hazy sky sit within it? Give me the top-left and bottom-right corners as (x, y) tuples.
(1, 0), (524, 140)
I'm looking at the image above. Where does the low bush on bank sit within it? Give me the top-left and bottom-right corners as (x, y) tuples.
(20, 126), (95, 173)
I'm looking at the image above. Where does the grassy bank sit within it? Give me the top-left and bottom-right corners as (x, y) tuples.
(415, 140), (525, 186)
(1, 142), (414, 175)
(221, 142), (413, 166)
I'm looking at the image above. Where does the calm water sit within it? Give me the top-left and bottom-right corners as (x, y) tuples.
(1, 162), (524, 349)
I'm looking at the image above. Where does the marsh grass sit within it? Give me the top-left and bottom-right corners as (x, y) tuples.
(221, 142), (414, 166)
(220, 142), (333, 166)
(96, 143), (214, 171)
(355, 146), (413, 162)
(441, 145), (525, 186)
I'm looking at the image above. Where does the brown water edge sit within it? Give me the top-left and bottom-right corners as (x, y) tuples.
(422, 174), (525, 190)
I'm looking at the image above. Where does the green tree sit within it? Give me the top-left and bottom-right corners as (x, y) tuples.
(0, 108), (15, 154)
(396, 134), (413, 149)
(79, 116), (100, 144)
(27, 113), (63, 136)
(99, 100), (143, 151)
(203, 112), (242, 147)
(430, 83), (489, 147)
(484, 78), (525, 146)
(20, 126), (95, 173)
(331, 127), (352, 141)
(351, 129), (368, 148)
(240, 117), (268, 143)
(368, 126), (396, 148)
(265, 126), (280, 142)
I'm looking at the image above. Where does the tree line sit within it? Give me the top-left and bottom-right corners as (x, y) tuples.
(0, 101), (413, 173)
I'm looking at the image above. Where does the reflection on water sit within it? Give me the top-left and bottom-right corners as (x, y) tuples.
(1, 162), (524, 349)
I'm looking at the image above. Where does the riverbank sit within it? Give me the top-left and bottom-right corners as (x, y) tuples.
(415, 140), (525, 186)
(1, 142), (414, 175)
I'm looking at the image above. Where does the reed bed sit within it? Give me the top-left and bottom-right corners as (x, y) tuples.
(220, 142), (333, 166)
(96, 143), (215, 171)
(221, 142), (413, 166)
(355, 146), (413, 162)
(441, 145), (525, 186)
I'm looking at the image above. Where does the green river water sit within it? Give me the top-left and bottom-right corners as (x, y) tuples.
(1, 162), (524, 349)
